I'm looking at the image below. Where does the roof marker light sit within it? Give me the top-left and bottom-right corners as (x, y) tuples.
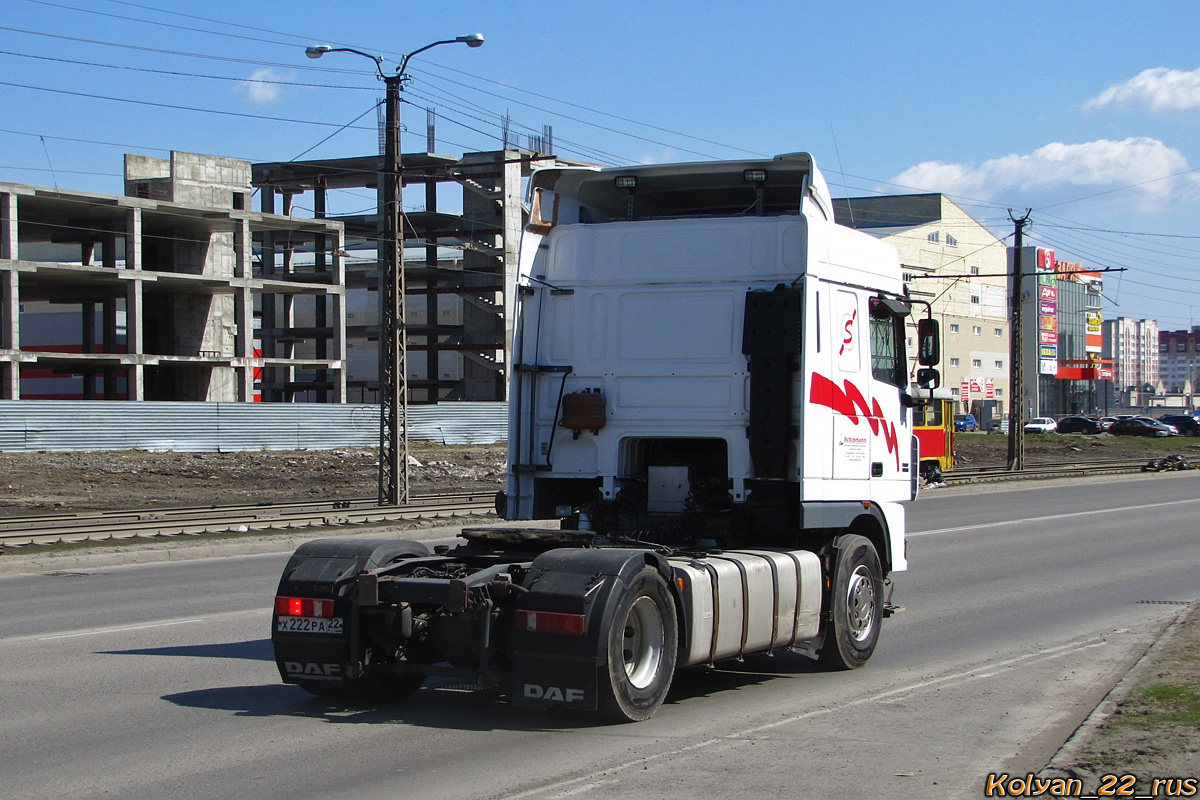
(614, 176), (638, 190)
(743, 169), (768, 183)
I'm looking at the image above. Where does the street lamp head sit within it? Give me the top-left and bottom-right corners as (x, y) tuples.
(305, 45), (332, 59)
(456, 33), (485, 48)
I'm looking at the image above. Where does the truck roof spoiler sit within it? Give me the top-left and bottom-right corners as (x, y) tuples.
(527, 153), (833, 225)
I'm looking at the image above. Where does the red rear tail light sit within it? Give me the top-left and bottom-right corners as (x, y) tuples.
(274, 597), (335, 618)
(514, 609), (586, 636)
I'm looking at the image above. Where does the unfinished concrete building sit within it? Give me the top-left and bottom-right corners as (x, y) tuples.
(253, 149), (573, 403)
(0, 151), (345, 401)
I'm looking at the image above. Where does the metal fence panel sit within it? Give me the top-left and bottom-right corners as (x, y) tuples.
(0, 401), (507, 453)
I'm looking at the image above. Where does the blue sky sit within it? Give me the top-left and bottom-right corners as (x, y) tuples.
(2, 0), (1199, 327)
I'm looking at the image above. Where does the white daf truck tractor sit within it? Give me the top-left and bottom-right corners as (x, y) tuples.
(271, 153), (943, 722)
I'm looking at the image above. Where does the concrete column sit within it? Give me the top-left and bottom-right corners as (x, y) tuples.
(1, 269), (19, 399)
(125, 207), (144, 400)
(236, 286), (254, 401)
(425, 176), (439, 400)
(260, 187), (277, 401)
(332, 227), (347, 403)
(103, 294), (117, 399)
(1, 192), (18, 397)
(500, 152), (524, 400)
(0, 192), (16, 260)
(1, 269), (17, 350)
(82, 301), (96, 399)
(235, 219), (251, 279)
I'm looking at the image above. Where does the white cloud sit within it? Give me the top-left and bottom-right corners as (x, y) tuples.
(889, 138), (1191, 211)
(1084, 67), (1200, 112)
(236, 68), (290, 104)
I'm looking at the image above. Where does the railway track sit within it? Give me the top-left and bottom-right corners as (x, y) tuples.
(943, 457), (1160, 484)
(0, 493), (498, 548)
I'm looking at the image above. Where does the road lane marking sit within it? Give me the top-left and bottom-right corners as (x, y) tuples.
(0, 608), (267, 644)
(911, 497), (1200, 538)
(496, 627), (1154, 800)
(37, 618), (206, 640)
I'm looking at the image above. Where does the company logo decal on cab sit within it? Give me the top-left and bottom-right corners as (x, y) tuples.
(810, 373), (899, 469)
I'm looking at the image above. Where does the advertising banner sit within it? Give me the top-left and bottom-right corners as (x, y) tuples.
(1085, 311), (1103, 353)
(960, 377), (995, 404)
(1035, 249), (1060, 375)
(1037, 249), (1056, 273)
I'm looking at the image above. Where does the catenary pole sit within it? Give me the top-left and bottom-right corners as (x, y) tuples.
(303, 37), (482, 505)
(1007, 210), (1031, 471)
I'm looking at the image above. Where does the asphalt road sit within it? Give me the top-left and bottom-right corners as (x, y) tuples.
(1, 472), (1196, 800)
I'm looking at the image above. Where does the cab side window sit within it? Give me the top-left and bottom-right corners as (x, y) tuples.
(869, 305), (905, 387)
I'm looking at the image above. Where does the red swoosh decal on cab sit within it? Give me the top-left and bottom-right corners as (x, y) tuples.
(810, 372), (900, 470)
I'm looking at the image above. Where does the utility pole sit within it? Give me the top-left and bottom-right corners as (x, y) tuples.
(379, 71), (408, 505)
(304, 35), (483, 505)
(1007, 209), (1032, 471)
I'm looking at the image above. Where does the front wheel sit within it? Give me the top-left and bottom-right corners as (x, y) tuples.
(597, 567), (678, 722)
(818, 534), (884, 670)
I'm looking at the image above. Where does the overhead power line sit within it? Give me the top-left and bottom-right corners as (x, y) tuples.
(0, 79), (375, 129)
(0, 48), (375, 91)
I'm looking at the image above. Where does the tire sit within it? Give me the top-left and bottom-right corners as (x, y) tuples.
(597, 567), (678, 722)
(1186, 430), (1195, 438)
(298, 672), (425, 703)
(818, 534), (884, 670)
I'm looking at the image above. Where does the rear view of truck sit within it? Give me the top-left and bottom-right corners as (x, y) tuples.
(272, 153), (940, 721)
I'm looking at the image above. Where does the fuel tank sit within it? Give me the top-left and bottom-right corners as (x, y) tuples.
(670, 549), (821, 667)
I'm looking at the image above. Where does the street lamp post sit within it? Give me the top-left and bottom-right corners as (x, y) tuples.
(306, 35), (483, 505)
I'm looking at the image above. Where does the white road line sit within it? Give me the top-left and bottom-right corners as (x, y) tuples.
(37, 618), (207, 640)
(495, 629), (1140, 800)
(910, 497), (1200, 538)
(1, 608), (267, 644)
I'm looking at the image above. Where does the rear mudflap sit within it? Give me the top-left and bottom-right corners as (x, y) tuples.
(511, 655), (598, 710)
(274, 636), (353, 684)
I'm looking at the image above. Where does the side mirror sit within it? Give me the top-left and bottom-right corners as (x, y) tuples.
(916, 367), (940, 389)
(917, 317), (940, 367)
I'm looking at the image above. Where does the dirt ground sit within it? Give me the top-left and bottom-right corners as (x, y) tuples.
(0, 441), (508, 516)
(0, 432), (1197, 516)
(954, 429), (1200, 469)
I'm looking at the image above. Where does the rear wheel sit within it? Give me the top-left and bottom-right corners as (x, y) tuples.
(598, 567), (678, 722)
(819, 534), (883, 670)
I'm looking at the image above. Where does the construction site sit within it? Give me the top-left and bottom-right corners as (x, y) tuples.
(0, 146), (573, 405)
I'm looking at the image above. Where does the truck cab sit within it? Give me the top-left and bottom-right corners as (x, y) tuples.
(504, 153), (918, 571)
(271, 153), (937, 722)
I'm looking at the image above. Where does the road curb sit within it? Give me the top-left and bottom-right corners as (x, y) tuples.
(1037, 603), (1196, 776)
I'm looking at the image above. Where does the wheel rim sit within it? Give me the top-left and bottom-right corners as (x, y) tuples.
(622, 596), (665, 690)
(844, 565), (877, 643)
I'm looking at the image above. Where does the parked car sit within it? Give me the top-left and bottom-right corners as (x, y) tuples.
(1024, 417), (1058, 434)
(1107, 418), (1177, 437)
(1097, 417), (1118, 430)
(1159, 415), (1200, 437)
(1056, 416), (1103, 434)
(954, 413), (978, 432)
